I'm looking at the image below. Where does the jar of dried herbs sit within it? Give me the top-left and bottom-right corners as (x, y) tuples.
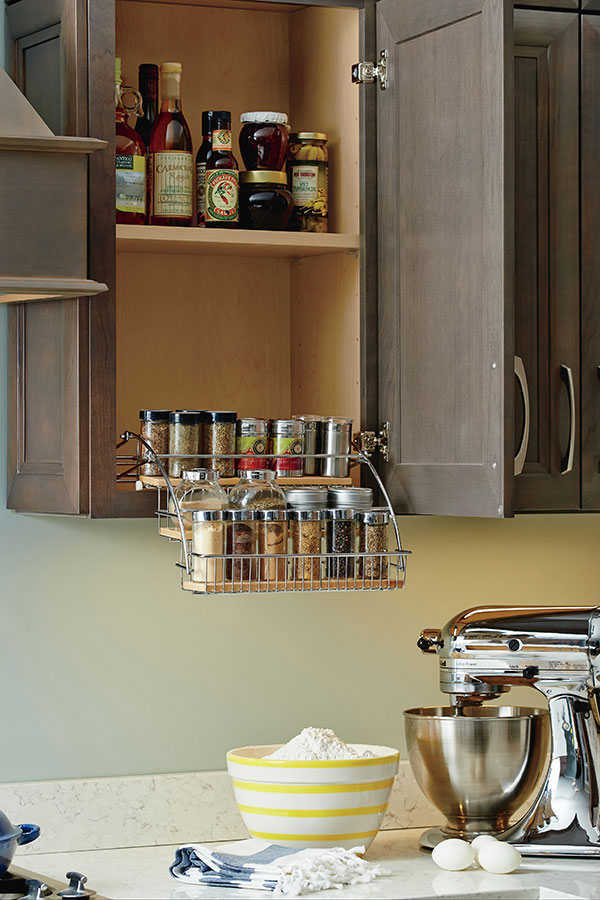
(270, 419), (304, 477)
(170, 468), (228, 537)
(229, 469), (286, 511)
(139, 409), (170, 476)
(236, 418), (267, 475)
(257, 509), (288, 584)
(207, 411), (237, 477)
(191, 509), (225, 587)
(225, 508), (257, 583)
(168, 410), (204, 479)
(324, 508), (355, 579)
(356, 509), (389, 580)
(287, 133), (328, 232)
(290, 508), (322, 583)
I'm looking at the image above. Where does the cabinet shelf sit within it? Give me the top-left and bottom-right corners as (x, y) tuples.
(138, 474), (353, 489)
(116, 225), (360, 259)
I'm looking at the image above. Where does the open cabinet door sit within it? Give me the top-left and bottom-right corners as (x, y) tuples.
(377, 0), (514, 517)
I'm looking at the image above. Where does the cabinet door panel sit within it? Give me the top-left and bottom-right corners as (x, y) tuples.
(581, 16), (600, 508)
(582, 1), (600, 11)
(376, 0), (514, 516)
(513, 11), (579, 510)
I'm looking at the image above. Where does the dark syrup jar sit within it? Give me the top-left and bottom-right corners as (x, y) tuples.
(239, 112), (289, 171)
(239, 171), (294, 230)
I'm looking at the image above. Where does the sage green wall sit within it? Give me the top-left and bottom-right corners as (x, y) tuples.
(1, 294), (599, 781)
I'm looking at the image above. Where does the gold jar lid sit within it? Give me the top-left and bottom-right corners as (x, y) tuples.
(160, 62), (182, 74)
(289, 132), (328, 142)
(240, 170), (288, 185)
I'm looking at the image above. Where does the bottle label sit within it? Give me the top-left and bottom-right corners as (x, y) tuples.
(290, 162), (328, 216)
(116, 155), (146, 214)
(212, 129), (232, 151)
(152, 151), (193, 217)
(206, 169), (239, 223)
(236, 435), (267, 472)
(274, 435), (303, 474)
(196, 161), (207, 225)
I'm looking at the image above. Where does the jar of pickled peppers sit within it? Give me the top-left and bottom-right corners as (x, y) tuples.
(287, 133), (328, 233)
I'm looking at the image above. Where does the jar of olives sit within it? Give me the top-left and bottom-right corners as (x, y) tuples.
(287, 133), (328, 233)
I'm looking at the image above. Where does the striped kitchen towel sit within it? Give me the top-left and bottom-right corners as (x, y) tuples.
(170, 839), (389, 896)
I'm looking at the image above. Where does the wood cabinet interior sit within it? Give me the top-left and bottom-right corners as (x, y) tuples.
(115, 0), (360, 487)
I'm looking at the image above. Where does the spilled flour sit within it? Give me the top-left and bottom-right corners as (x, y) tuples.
(265, 727), (376, 761)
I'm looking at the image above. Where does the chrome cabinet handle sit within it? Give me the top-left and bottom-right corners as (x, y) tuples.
(514, 356), (530, 477)
(560, 364), (576, 476)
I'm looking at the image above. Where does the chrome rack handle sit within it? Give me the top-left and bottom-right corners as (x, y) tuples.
(514, 356), (530, 477)
(559, 365), (576, 476)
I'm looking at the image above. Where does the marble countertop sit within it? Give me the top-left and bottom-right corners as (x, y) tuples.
(16, 829), (600, 900)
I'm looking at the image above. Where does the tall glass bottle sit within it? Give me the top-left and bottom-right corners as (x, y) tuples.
(195, 110), (214, 228)
(135, 63), (158, 152)
(149, 62), (193, 226)
(205, 111), (239, 229)
(115, 58), (146, 225)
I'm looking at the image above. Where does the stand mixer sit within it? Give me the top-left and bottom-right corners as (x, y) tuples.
(416, 605), (600, 857)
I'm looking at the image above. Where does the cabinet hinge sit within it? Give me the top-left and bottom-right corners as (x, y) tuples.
(355, 422), (390, 462)
(351, 50), (388, 90)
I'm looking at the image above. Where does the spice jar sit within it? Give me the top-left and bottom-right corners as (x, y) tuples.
(169, 410), (204, 478)
(207, 411), (237, 477)
(270, 419), (304, 478)
(356, 509), (389, 580)
(229, 469), (286, 511)
(139, 409), (170, 476)
(324, 508), (355, 579)
(191, 509), (225, 587)
(239, 171), (294, 231)
(292, 415), (324, 475)
(236, 418), (267, 475)
(170, 468), (228, 536)
(225, 508), (257, 583)
(287, 133), (328, 232)
(328, 486), (373, 509)
(239, 112), (289, 171)
(322, 417), (353, 477)
(257, 509), (288, 584)
(284, 486), (328, 511)
(290, 509), (322, 583)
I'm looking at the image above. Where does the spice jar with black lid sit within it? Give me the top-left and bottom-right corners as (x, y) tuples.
(139, 409), (170, 476)
(225, 508), (257, 582)
(239, 171), (294, 231)
(169, 410), (204, 478)
(207, 411), (237, 477)
(356, 509), (390, 580)
(324, 508), (355, 579)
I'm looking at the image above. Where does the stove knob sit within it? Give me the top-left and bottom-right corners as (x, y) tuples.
(23, 880), (49, 900)
(57, 872), (96, 899)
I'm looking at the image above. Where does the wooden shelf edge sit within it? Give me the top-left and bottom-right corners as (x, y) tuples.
(0, 135), (108, 153)
(0, 279), (109, 303)
(140, 474), (353, 488)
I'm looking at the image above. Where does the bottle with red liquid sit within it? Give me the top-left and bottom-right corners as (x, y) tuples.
(149, 62), (193, 226)
(205, 111), (239, 229)
(115, 58), (146, 225)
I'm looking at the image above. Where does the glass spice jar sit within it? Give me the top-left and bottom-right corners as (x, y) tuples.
(239, 112), (289, 171)
(170, 468), (228, 536)
(290, 509), (322, 583)
(356, 509), (390, 580)
(324, 508), (355, 579)
(168, 410), (203, 478)
(239, 171), (294, 231)
(287, 132), (328, 233)
(270, 419), (304, 478)
(321, 417), (353, 477)
(191, 509), (225, 587)
(139, 409), (170, 476)
(207, 411), (237, 477)
(229, 469), (286, 511)
(225, 508), (257, 583)
(236, 418), (267, 475)
(257, 509), (288, 584)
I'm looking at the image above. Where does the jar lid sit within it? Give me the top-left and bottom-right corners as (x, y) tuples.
(241, 111), (288, 124)
(208, 411), (237, 423)
(169, 410), (201, 425)
(270, 419), (304, 433)
(290, 132), (328, 141)
(236, 417), (267, 432)
(292, 414), (325, 423)
(240, 170), (288, 186)
(177, 409), (211, 421)
(325, 416), (353, 427)
(323, 508), (355, 520)
(288, 508), (322, 521)
(256, 509), (288, 521)
(160, 62), (182, 74)
(284, 486), (327, 502)
(328, 487), (373, 508)
(224, 508), (258, 521)
(192, 509), (225, 522)
(139, 409), (170, 422)
(180, 468), (219, 482)
(355, 509), (390, 525)
(240, 469), (276, 481)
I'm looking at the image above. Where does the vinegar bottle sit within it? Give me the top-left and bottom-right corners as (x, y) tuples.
(135, 64), (158, 152)
(205, 111), (239, 229)
(149, 62), (193, 226)
(115, 58), (146, 225)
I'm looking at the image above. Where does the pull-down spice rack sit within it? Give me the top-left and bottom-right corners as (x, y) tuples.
(118, 431), (410, 595)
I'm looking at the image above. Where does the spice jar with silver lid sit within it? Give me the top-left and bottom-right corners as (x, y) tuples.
(292, 415), (324, 475)
(225, 508), (258, 582)
(139, 409), (170, 476)
(191, 509), (225, 586)
(169, 410), (205, 478)
(207, 411), (237, 477)
(284, 486), (328, 510)
(324, 508), (355, 579)
(170, 468), (228, 536)
(356, 509), (390, 580)
(321, 417), (353, 477)
(236, 418), (267, 475)
(229, 469), (286, 511)
(328, 486), (373, 509)
(289, 508), (322, 582)
(270, 419), (304, 477)
(257, 509), (288, 584)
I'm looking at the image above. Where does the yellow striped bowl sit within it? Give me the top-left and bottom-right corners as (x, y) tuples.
(227, 744), (399, 850)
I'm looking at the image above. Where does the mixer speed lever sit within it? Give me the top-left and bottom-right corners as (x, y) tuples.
(417, 630), (444, 652)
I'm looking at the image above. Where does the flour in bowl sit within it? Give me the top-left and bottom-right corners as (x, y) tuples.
(265, 727), (375, 761)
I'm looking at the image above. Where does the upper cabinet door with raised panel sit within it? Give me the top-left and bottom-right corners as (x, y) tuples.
(376, 0), (514, 517)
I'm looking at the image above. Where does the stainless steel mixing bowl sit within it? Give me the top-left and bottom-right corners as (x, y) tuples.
(404, 706), (550, 838)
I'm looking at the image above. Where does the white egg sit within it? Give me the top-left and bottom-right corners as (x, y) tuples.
(470, 834), (498, 864)
(478, 840), (522, 874)
(432, 838), (475, 871)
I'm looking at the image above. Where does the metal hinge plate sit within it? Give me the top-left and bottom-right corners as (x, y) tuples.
(351, 49), (388, 90)
(355, 422), (390, 462)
